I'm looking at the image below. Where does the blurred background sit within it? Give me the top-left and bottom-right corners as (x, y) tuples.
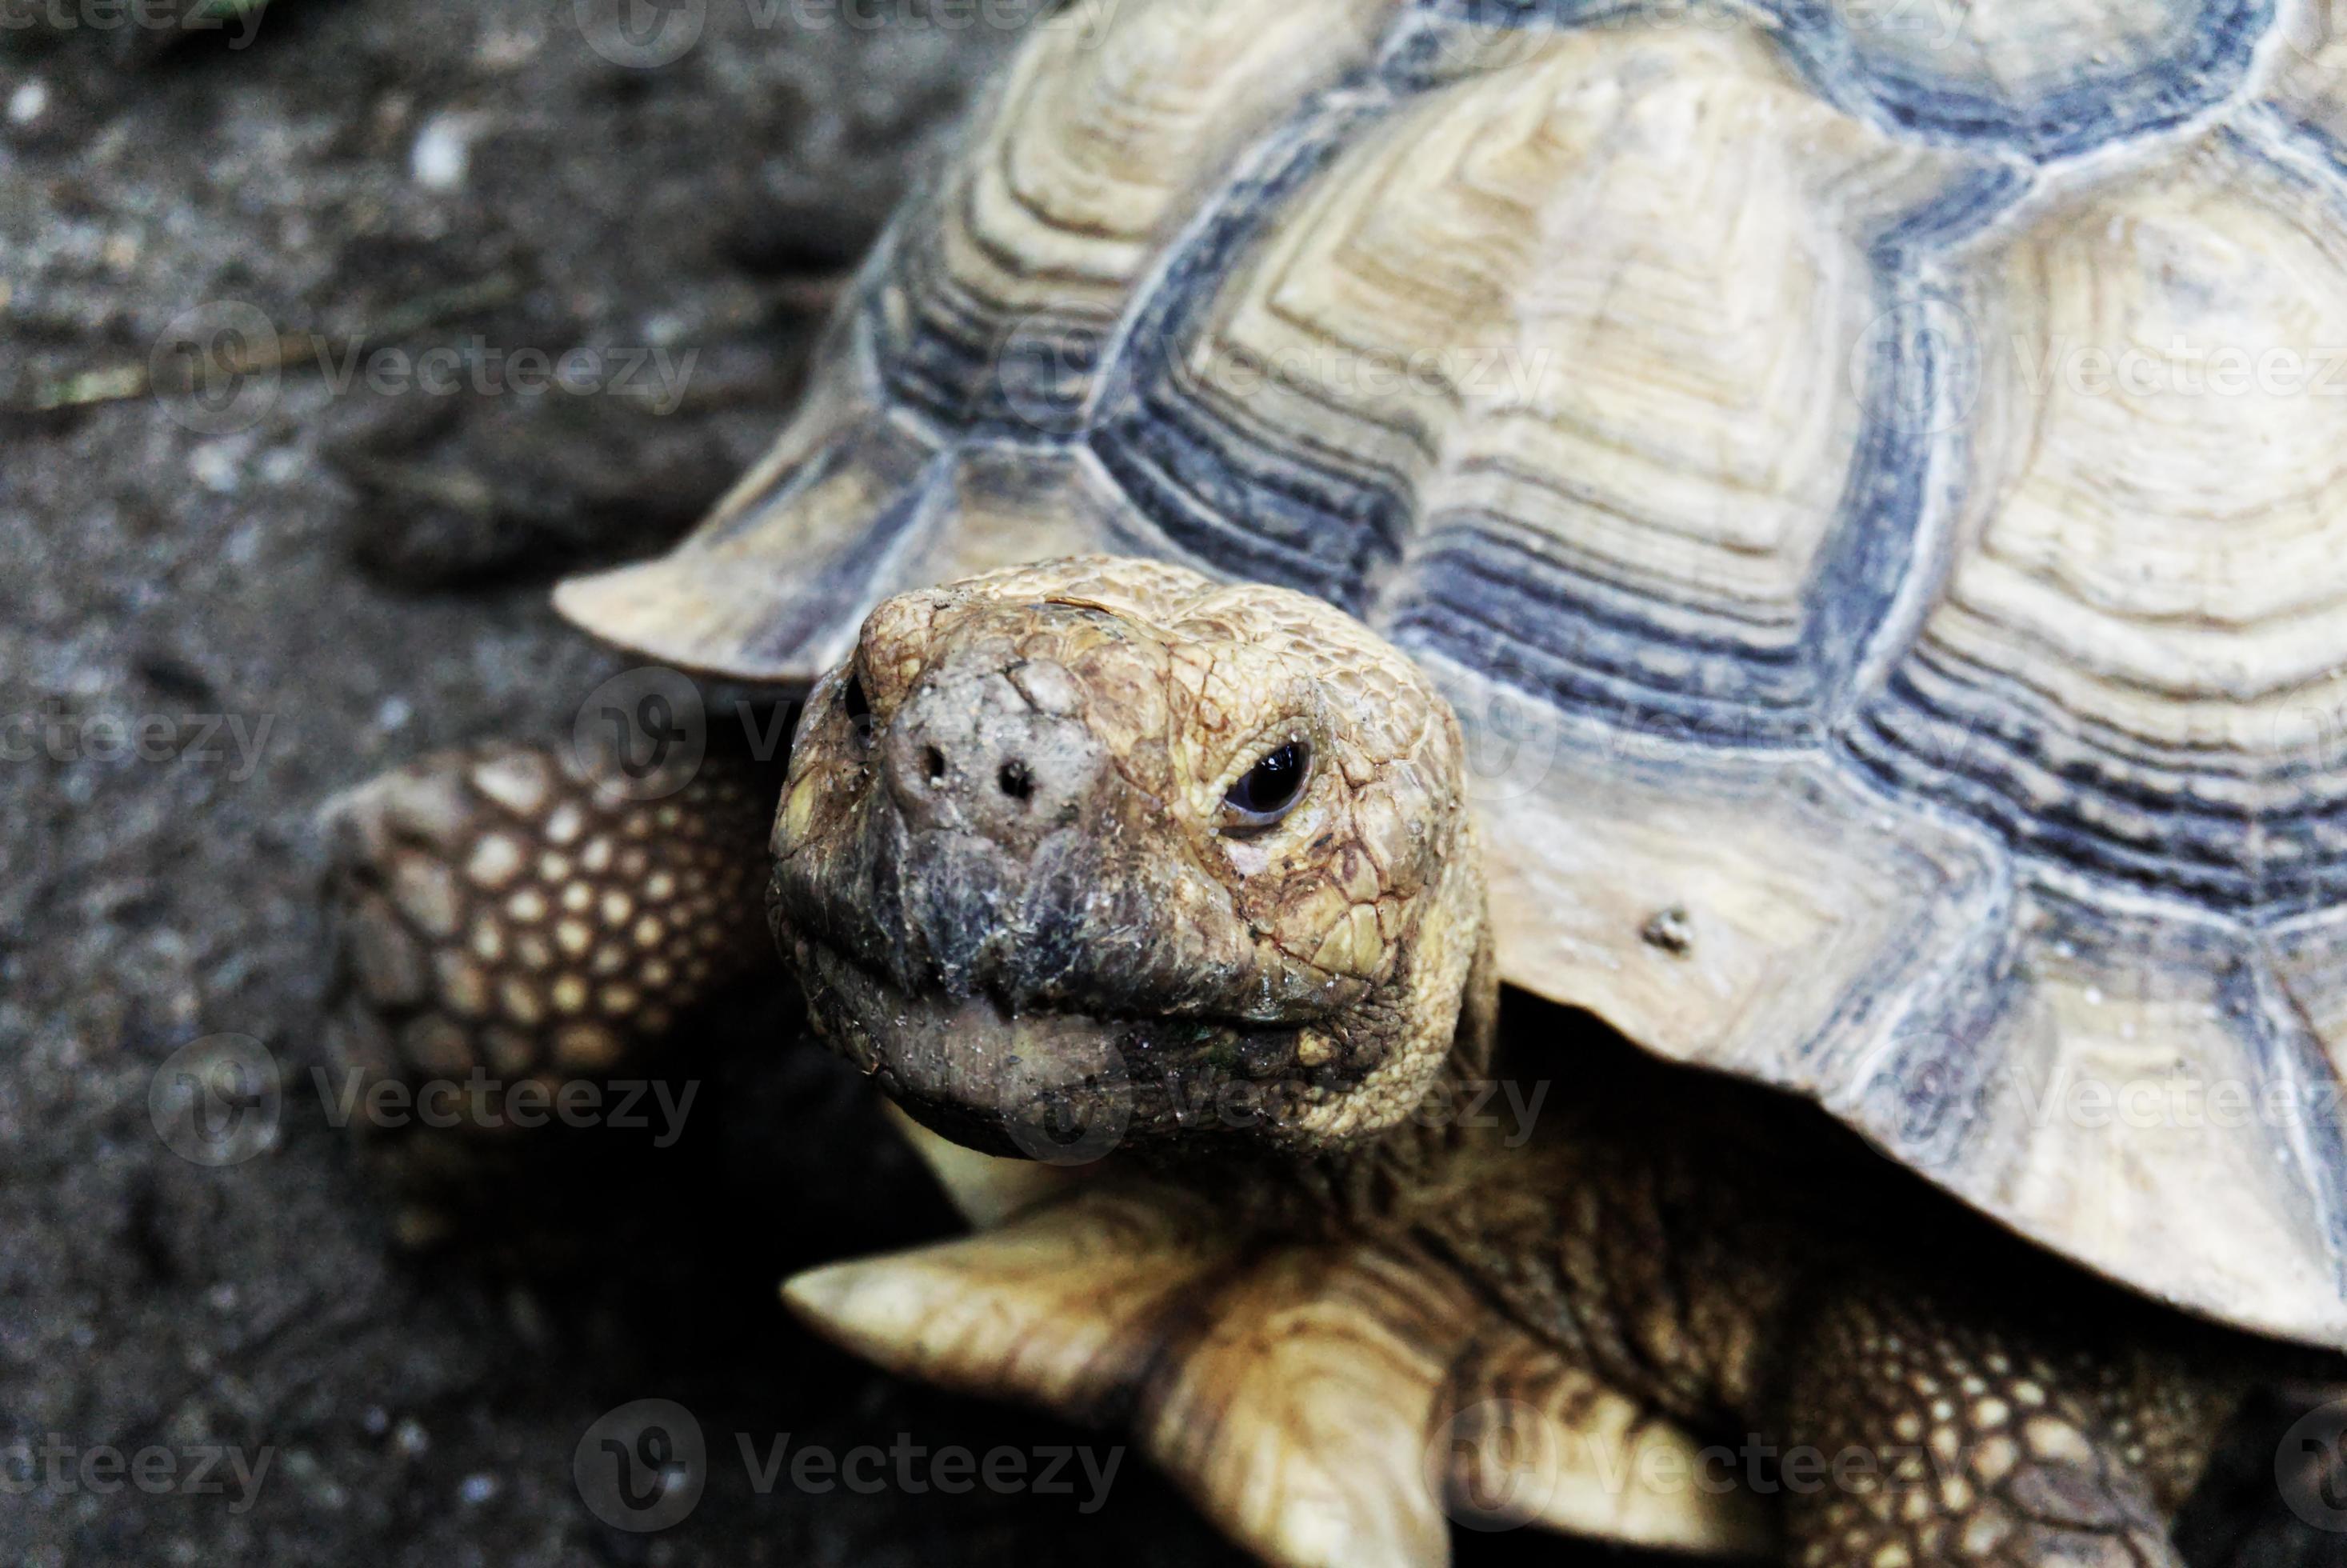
(0, 2), (2334, 1563)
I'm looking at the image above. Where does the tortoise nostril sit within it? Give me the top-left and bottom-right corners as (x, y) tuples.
(997, 761), (1033, 802)
(922, 746), (946, 783)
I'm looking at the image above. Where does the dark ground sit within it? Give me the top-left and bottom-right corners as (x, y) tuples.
(0, 2), (2340, 1564)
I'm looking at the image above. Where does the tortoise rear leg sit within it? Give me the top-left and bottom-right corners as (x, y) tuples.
(320, 738), (784, 1242)
(1776, 1281), (2250, 1568)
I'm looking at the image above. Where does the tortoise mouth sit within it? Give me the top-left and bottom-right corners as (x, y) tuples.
(788, 938), (1338, 1163)
(792, 939), (1144, 1163)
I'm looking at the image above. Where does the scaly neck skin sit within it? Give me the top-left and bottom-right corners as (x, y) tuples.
(1146, 907), (1797, 1430)
(1413, 1073), (1805, 1429)
(1154, 916), (1501, 1232)
(1217, 926), (1809, 1433)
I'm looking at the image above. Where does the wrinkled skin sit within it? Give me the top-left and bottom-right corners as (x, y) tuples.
(323, 555), (2315, 1568)
(769, 557), (1489, 1161)
(769, 557), (2296, 1568)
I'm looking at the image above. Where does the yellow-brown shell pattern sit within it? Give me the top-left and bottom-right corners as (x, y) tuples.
(558, 0), (2347, 1346)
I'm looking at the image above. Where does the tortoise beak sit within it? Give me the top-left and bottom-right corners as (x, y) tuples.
(790, 938), (1135, 1165)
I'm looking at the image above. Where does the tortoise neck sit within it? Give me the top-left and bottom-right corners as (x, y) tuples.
(1197, 922), (1502, 1232)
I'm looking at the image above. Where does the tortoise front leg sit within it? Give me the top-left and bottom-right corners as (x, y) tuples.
(1775, 1280), (2250, 1568)
(320, 738), (782, 1238)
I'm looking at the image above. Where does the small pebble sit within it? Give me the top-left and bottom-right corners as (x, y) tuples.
(190, 443), (243, 494)
(1639, 906), (1694, 957)
(393, 1417), (429, 1458)
(411, 114), (475, 193)
(8, 81), (47, 128)
(458, 1472), (498, 1506)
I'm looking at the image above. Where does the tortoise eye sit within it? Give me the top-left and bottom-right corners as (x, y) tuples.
(840, 672), (874, 743)
(1222, 742), (1311, 831)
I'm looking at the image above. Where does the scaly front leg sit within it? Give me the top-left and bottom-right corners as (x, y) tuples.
(320, 738), (782, 1234)
(1777, 1281), (2249, 1568)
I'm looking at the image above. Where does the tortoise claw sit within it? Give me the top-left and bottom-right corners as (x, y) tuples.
(783, 1178), (1770, 1567)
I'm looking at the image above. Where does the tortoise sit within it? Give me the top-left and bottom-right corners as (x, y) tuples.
(318, 0), (2347, 1563)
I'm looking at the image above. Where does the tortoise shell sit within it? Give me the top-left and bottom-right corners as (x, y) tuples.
(558, 0), (2347, 1347)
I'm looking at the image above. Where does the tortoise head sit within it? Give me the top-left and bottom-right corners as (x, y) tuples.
(769, 556), (1489, 1164)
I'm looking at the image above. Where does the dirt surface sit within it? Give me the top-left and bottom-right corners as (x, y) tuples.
(0, 2), (2341, 1566)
